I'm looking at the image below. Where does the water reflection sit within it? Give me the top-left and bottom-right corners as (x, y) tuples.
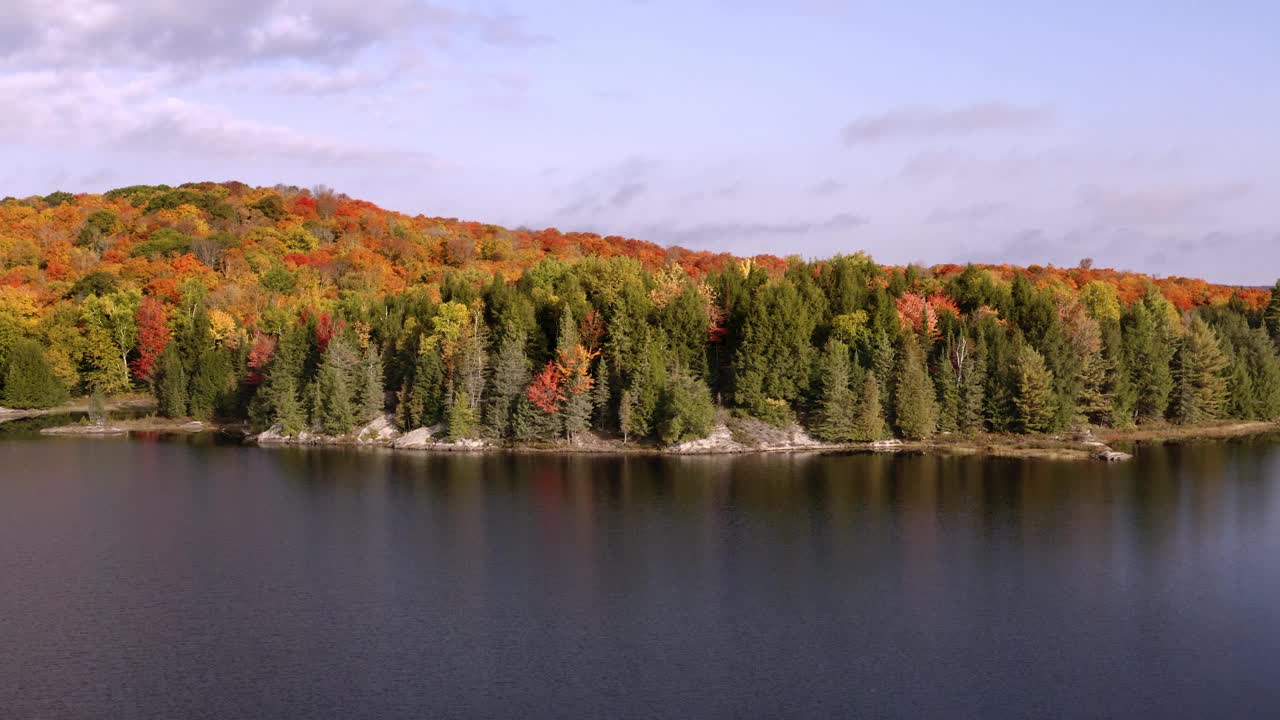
(3, 436), (1280, 719)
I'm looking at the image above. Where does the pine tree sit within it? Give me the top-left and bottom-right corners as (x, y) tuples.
(484, 329), (530, 440)
(1123, 293), (1175, 422)
(591, 355), (611, 432)
(187, 347), (233, 420)
(155, 343), (187, 418)
(357, 345), (385, 422)
(0, 339), (68, 409)
(657, 370), (716, 444)
(812, 340), (857, 441)
(1265, 279), (1280, 347)
(1172, 317), (1229, 425)
(619, 389), (636, 444)
(314, 345), (356, 435)
(1077, 347), (1112, 426)
(447, 389), (478, 441)
(893, 336), (937, 439)
(1014, 345), (1056, 433)
(957, 335), (985, 434)
(851, 371), (887, 441)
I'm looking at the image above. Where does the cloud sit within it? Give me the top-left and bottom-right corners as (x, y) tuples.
(0, 0), (548, 72)
(843, 102), (1052, 145)
(0, 71), (438, 167)
(1077, 182), (1252, 226)
(809, 178), (845, 196)
(553, 156), (658, 219)
(926, 203), (1004, 223)
(636, 212), (869, 249)
(610, 181), (648, 208)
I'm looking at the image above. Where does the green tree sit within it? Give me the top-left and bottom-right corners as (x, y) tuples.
(0, 340), (68, 409)
(812, 340), (857, 442)
(357, 345), (385, 422)
(851, 371), (888, 441)
(893, 336), (937, 439)
(657, 370), (716, 444)
(484, 329), (531, 439)
(1014, 345), (1056, 433)
(733, 281), (816, 418)
(447, 389), (478, 441)
(314, 342), (356, 435)
(154, 344), (188, 418)
(1123, 290), (1176, 422)
(1265, 279), (1280, 346)
(1172, 317), (1229, 425)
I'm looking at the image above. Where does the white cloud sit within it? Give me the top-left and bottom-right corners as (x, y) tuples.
(0, 71), (438, 167)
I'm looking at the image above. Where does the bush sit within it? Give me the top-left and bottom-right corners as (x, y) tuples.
(1, 339), (69, 409)
(658, 372), (716, 444)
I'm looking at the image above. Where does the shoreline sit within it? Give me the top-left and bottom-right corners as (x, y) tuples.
(28, 413), (1280, 461)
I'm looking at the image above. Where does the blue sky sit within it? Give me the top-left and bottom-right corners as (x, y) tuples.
(2, 0), (1277, 283)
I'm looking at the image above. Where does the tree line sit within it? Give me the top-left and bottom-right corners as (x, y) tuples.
(7, 250), (1280, 446)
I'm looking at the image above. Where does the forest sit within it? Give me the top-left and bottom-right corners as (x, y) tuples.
(3, 181), (1280, 446)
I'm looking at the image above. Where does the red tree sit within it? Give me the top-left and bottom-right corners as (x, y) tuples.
(131, 295), (170, 383)
(527, 361), (566, 413)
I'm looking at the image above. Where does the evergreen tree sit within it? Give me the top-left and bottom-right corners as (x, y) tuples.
(591, 355), (612, 432)
(447, 389), (478, 441)
(0, 340), (68, 409)
(407, 345), (446, 428)
(1172, 317), (1229, 425)
(851, 371), (887, 441)
(812, 340), (857, 442)
(1077, 347), (1112, 426)
(1014, 345), (1056, 433)
(733, 282), (816, 416)
(619, 389), (636, 443)
(155, 343), (187, 418)
(1123, 292), (1176, 422)
(893, 335), (937, 439)
(484, 329), (531, 439)
(657, 370), (716, 444)
(187, 347), (233, 420)
(314, 344), (356, 435)
(957, 334), (985, 434)
(357, 345), (385, 422)
(1265, 279), (1280, 346)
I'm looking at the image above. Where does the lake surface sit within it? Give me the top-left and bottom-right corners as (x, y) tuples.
(3, 429), (1280, 719)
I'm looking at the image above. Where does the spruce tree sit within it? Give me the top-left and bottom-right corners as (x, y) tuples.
(484, 329), (531, 439)
(1123, 292), (1175, 422)
(155, 344), (187, 418)
(812, 340), (857, 442)
(1172, 317), (1229, 425)
(591, 355), (611, 432)
(1265, 279), (1280, 347)
(0, 339), (68, 409)
(957, 335), (985, 434)
(357, 345), (385, 422)
(314, 345), (356, 435)
(893, 335), (937, 440)
(657, 370), (716, 444)
(1014, 346), (1056, 433)
(447, 389), (478, 441)
(851, 371), (887, 441)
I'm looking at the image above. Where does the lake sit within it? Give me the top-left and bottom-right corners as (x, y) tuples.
(2, 429), (1280, 719)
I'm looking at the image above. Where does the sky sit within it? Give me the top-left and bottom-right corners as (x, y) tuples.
(1, 1), (1277, 284)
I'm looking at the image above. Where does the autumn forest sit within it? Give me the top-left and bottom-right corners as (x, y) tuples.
(3, 181), (1280, 447)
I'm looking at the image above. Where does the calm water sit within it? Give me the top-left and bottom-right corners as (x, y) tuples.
(2, 429), (1280, 719)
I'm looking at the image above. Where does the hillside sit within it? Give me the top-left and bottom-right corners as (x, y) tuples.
(2, 181), (1279, 445)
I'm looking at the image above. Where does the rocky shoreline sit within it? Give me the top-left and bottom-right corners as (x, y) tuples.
(24, 401), (1280, 462)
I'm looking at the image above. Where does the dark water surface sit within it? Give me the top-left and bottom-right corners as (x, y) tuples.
(3, 433), (1280, 719)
